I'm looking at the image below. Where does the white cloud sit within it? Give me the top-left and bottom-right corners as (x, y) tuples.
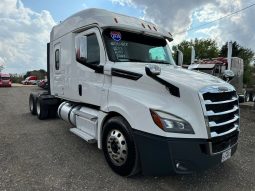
(0, 57), (5, 66)
(194, 3), (225, 23)
(195, 25), (224, 47)
(111, 0), (134, 7)
(110, 0), (255, 51)
(110, 0), (214, 45)
(194, 0), (255, 50)
(0, 0), (55, 74)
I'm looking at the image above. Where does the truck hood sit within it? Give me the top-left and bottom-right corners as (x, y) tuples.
(113, 62), (231, 91)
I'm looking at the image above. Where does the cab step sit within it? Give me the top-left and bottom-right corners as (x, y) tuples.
(70, 128), (96, 144)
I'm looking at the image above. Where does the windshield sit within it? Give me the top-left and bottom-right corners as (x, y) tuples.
(1, 77), (10, 80)
(103, 29), (175, 65)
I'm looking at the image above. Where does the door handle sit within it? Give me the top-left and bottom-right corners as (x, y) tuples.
(78, 84), (82, 96)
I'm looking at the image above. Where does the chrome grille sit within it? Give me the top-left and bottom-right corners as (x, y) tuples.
(199, 86), (240, 138)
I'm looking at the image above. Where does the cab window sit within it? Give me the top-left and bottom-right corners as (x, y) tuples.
(149, 47), (168, 62)
(87, 34), (100, 65)
(55, 49), (60, 70)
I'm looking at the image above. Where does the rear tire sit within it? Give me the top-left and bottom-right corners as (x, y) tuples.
(245, 92), (250, 102)
(36, 97), (49, 120)
(249, 92), (254, 102)
(239, 95), (245, 103)
(102, 116), (140, 177)
(29, 94), (37, 115)
(252, 94), (255, 102)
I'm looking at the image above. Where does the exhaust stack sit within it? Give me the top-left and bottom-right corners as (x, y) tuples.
(227, 42), (232, 70)
(191, 46), (195, 64)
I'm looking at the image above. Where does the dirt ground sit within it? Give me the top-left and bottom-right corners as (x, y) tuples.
(0, 86), (254, 191)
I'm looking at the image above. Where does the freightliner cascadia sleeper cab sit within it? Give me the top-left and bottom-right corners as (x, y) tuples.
(29, 9), (240, 176)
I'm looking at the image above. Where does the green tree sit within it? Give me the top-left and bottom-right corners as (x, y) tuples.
(173, 38), (219, 65)
(23, 69), (47, 80)
(10, 74), (23, 83)
(172, 40), (191, 65)
(220, 42), (254, 85)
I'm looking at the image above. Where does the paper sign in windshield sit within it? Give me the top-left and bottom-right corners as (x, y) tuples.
(110, 31), (121, 42)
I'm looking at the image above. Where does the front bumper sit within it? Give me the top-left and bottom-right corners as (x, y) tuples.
(0, 84), (11, 87)
(133, 130), (239, 176)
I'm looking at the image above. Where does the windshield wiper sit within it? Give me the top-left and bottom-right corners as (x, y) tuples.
(149, 60), (171, 65)
(117, 58), (147, 63)
(116, 58), (171, 65)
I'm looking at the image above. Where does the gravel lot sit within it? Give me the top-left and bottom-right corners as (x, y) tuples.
(0, 87), (254, 191)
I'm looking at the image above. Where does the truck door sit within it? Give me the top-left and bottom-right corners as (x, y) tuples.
(53, 42), (64, 95)
(75, 28), (106, 107)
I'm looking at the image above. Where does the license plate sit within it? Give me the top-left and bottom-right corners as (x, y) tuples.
(221, 149), (231, 162)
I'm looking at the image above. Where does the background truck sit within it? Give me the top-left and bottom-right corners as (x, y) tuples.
(0, 73), (12, 87)
(188, 42), (255, 103)
(28, 8), (240, 176)
(22, 76), (38, 85)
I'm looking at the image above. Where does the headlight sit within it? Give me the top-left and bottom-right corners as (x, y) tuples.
(150, 110), (194, 134)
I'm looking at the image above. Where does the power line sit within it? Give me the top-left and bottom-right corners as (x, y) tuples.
(174, 2), (255, 35)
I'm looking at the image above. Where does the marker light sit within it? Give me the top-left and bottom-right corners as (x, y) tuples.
(114, 18), (118, 23)
(150, 110), (164, 129)
(141, 23), (145, 28)
(147, 25), (151, 30)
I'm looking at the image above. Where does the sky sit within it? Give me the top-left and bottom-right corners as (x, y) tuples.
(0, 0), (254, 73)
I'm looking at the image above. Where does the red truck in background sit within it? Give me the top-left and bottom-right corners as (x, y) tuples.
(22, 76), (38, 85)
(0, 73), (12, 87)
(188, 57), (255, 102)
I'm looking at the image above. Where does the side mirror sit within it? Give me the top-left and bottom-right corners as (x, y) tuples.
(176, 50), (183, 67)
(76, 36), (87, 64)
(145, 64), (161, 76)
(223, 70), (235, 82)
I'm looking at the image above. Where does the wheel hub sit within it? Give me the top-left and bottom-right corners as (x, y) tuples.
(107, 129), (128, 166)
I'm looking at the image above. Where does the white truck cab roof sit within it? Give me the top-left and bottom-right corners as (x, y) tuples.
(51, 8), (173, 41)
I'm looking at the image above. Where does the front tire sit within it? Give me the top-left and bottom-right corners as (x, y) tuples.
(102, 116), (140, 177)
(245, 92), (250, 102)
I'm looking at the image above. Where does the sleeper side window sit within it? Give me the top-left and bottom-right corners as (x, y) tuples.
(55, 49), (60, 70)
(87, 34), (100, 65)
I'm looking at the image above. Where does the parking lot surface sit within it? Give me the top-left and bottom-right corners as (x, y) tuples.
(0, 87), (254, 191)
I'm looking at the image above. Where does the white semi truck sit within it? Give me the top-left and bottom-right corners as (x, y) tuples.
(29, 9), (240, 176)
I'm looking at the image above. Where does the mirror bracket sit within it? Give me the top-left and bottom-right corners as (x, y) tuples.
(223, 70), (235, 82)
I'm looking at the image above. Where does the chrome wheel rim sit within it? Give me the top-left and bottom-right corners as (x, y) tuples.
(107, 129), (128, 166)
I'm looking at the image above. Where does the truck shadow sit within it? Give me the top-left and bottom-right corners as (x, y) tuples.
(131, 161), (239, 190)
